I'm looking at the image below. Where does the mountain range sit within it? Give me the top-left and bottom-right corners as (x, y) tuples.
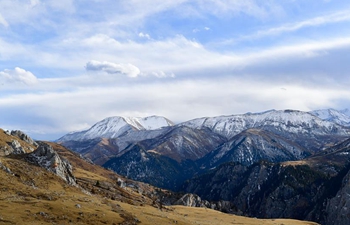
(54, 108), (350, 224)
(58, 109), (350, 166)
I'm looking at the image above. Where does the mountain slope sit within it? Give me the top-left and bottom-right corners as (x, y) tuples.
(138, 126), (227, 162)
(103, 144), (199, 191)
(198, 128), (308, 168)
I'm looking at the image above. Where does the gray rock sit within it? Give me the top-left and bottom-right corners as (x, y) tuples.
(173, 193), (236, 213)
(39, 212), (47, 217)
(9, 140), (26, 154)
(0, 145), (12, 156)
(174, 194), (209, 207)
(26, 142), (76, 185)
(117, 178), (126, 188)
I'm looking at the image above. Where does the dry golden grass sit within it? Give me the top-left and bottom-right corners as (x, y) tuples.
(281, 160), (308, 167)
(117, 203), (319, 225)
(0, 157), (124, 225)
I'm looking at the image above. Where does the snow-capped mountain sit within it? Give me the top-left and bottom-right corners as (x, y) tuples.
(181, 109), (350, 139)
(310, 108), (350, 127)
(58, 116), (174, 142)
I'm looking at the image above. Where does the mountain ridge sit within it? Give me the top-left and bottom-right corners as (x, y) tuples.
(181, 109), (350, 139)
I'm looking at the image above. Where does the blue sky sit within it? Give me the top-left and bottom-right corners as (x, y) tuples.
(1, 0), (350, 140)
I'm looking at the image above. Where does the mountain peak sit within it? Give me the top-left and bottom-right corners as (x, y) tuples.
(57, 115), (174, 142)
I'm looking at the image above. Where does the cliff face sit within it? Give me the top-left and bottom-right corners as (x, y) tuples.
(183, 141), (350, 225)
(324, 167), (350, 225)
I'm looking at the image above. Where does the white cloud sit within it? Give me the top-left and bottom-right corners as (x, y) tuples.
(183, 0), (283, 20)
(139, 32), (151, 39)
(257, 10), (350, 36)
(30, 0), (40, 7)
(85, 60), (141, 78)
(224, 9), (350, 45)
(193, 27), (210, 33)
(0, 13), (8, 27)
(193, 28), (200, 33)
(0, 67), (38, 85)
(85, 60), (175, 79)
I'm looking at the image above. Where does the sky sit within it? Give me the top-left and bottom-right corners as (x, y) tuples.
(1, 0), (350, 140)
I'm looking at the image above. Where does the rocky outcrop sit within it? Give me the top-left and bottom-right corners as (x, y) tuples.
(9, 140), (26, 154)
(26, 142), (76, 185)
(11, 130), (38, 147)
(172, 193), (237, 213)
(0, 130), (37, 156)
(174, 193), (210, 207)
